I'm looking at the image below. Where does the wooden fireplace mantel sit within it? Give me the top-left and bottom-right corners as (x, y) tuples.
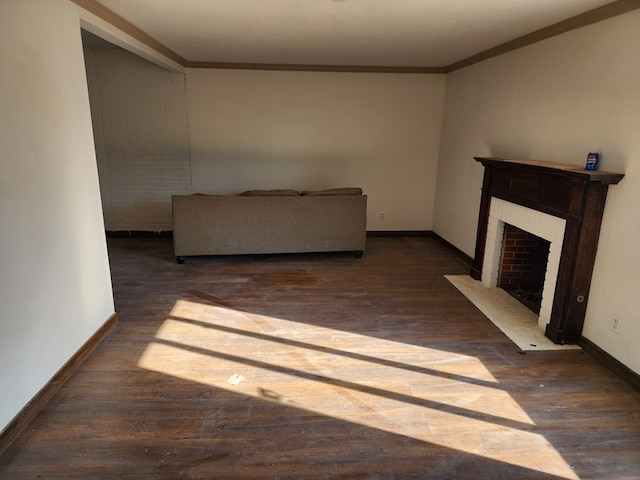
(471, 157), (624, 344)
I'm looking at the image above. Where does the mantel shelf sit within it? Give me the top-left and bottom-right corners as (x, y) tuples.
(474, 157), (625, 185)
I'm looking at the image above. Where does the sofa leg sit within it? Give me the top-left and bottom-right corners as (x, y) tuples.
(176, 256), (185, 264)
(354, 251), (363, 259)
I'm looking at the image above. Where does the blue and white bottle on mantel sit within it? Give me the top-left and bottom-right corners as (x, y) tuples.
(585, 152), (599, 170)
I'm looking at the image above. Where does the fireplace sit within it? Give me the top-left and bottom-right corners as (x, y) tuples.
(471, 157), (624, 344)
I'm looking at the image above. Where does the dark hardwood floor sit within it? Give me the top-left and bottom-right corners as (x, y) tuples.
(1, 236), (639, 479)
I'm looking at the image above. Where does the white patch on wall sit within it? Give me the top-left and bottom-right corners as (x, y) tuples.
(482, 197), (566, 330)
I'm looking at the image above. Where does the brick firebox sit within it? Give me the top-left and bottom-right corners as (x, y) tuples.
(498, 224), (550, 313)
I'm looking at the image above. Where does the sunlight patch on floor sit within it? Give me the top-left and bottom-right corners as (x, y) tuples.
(137, 299), (579, 480)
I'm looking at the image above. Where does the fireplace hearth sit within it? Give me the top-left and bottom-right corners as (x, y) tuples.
(471, 157), (624, 344)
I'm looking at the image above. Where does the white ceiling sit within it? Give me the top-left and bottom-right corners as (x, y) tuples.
(93, 0), (618, 68)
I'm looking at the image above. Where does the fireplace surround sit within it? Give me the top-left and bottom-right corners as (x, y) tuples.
(471, 157), (624, 344)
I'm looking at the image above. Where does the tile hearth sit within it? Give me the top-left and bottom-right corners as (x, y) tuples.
(446, 275), (581, 352)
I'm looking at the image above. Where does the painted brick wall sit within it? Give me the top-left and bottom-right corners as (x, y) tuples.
(84, 48), (191, 231)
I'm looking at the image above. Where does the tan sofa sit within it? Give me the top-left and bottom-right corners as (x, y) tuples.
(171, 188), (367, 263)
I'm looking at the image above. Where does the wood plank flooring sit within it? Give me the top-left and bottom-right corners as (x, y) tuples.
(1, 236), (639, 479)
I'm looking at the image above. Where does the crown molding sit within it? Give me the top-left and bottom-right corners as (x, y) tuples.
(445, 0), (640, 72)
(186, 61), (446, 74)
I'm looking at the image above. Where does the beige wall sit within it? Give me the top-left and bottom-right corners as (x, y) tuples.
(186, 69), (446, 231)
(0, 0), (115, 431)
(434, 10), (640, 374)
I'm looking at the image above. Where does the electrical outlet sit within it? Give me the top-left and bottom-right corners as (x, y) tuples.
(379, 211), (385, 221)
(611, 315), (622, 334)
